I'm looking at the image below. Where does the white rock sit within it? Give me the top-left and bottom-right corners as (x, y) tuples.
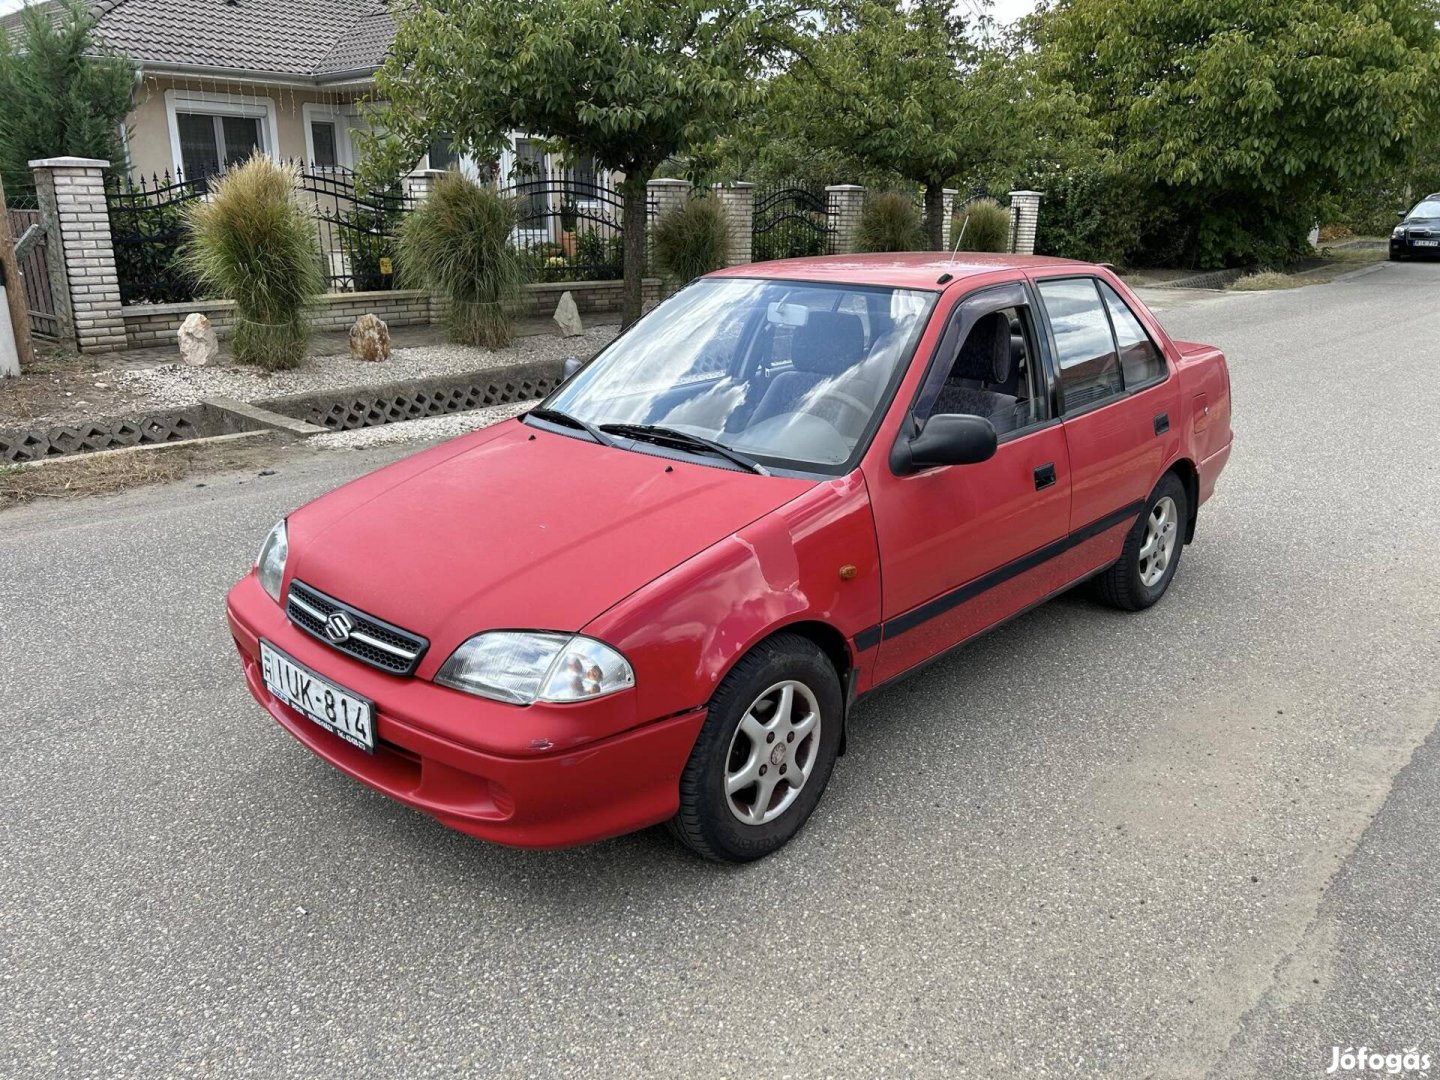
(553, 291), (584, 338)
(177, 313), (219, 367)
(348, 313), (391, 362)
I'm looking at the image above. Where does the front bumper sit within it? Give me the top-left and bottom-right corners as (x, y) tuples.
(226, 574), (706, 848)
(1391, 235), (1440, 257)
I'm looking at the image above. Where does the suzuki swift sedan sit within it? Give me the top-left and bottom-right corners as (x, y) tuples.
(227, 253), (1233, 862)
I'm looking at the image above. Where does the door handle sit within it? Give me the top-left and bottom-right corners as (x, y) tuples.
(1033, 463), (1057, 490)
(1154, 412), (1170, 435)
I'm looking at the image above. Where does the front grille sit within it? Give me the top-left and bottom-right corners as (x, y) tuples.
(286, 579), (428, 676)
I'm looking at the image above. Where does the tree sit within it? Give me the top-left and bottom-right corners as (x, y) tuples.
(769, 0), (1031, 249)
(0, 0), (134, 194)
(363, 0), (798, 327)
(1032, 0), (1440, 266)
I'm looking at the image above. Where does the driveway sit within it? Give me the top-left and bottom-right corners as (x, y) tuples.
(2, 260), (1437, 1079)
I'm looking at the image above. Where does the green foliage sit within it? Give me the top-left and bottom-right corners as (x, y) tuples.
(651, 197), (732, 285)
(0, 0), (134, 193)
(738, 0), (1088, 248)
(952, 198), (1010, 253)
(397, 171), (524, 347)
(1031, 0), (1440, 266)
(856, 191), (925, 253)
(362, 0), (795, 326)
(182, 157), (323, 370)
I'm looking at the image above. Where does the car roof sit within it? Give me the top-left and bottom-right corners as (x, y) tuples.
(706, 251), (1096, 291)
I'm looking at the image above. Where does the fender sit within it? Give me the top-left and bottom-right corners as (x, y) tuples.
(582, 471), (883, 726)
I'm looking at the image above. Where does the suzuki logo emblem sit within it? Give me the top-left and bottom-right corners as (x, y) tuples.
(324, 611), (355, 644)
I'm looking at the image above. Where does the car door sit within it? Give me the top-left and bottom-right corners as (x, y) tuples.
(866, 281), (1073, 684)
(1031, 275), (1182, 550)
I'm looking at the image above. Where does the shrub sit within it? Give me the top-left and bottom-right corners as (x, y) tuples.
(651, 197), (731, 285)
(397, 171), (524, 347)
(182, 156), (323, 370)
(951, 198), (1010, 253)
(856, 192), (925, 252)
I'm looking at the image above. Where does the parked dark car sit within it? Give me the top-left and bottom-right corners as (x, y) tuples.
(1391, 194), (1440, 260)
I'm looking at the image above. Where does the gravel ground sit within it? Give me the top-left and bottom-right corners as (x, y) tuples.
(308, 401), (532, 451)
(111, 328), (617, 412)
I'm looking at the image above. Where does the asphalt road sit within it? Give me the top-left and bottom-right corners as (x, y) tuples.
(3, 261), (1438, 1080)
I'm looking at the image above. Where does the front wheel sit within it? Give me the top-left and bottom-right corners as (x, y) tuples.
(669, 634), (843, 862)
(1096, 473), (1188, 611)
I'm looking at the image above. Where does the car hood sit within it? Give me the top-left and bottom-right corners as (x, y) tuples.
(287, 419), (815, 659)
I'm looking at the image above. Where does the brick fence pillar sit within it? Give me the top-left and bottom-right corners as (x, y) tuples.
(647, 178), (690, 224)
(825, 185), (865, 254)
(711, 181), (754, 266)
(940, 188), (959, 250)
(402, 168), (447, 205)
(1007, 189), (1043, 256)
(30, 157), (125, 353)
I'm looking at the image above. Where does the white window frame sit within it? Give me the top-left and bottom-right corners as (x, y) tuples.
(302, 102), (363, 172)
(164, 89), (279, 177)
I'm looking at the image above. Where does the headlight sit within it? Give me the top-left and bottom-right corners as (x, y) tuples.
(435, 631), (635, 705)
(1394, 226), (1407, 237)
(255, 519), (288, 603)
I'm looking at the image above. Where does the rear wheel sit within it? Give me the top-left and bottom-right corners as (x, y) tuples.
(669, 634), (843, 862)
(1096, 473), (1188, 611)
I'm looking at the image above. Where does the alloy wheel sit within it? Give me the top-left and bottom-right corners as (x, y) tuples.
(1138, 495), (1179, 588)
(724, 680), (822, 826)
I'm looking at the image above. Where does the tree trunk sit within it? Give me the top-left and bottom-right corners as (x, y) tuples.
(619, 171), (653, 329)
(923, 181), (946, 251)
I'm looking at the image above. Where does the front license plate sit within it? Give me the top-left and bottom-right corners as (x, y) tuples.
(261, 640), (375, 752)
(1417, 240), (1439, 247)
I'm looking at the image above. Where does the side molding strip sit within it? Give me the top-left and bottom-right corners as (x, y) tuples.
(878, 500), (1145, 642)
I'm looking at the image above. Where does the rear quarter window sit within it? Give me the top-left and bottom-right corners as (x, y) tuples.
(1099, 282), (1166, 388)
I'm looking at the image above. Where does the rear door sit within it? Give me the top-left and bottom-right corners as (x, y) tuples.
(867, 281), (1072, 684)
(1031, 275), (1182, 548)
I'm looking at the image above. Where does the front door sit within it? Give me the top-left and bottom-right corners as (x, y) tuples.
(867, 283), (1073, 684)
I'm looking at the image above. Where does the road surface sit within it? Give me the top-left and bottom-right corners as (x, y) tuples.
(3, 261), (1437, 1079)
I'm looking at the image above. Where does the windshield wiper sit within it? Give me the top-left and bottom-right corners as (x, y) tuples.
(599, 423), (770, 476)
(528, 406), (615, 448)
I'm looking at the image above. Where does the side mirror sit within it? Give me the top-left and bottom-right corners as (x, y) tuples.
(561, 355), (584, 380)
(1398, 210), (1409, 219)
(892, 413), (998, 475)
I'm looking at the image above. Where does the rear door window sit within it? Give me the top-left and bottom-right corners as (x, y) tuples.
(1036, 277), (1122, 412)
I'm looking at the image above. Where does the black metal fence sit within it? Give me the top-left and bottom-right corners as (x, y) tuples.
(104, 164), (632, 305)
(296, 170), (413, 293)
(501, 173), (625, 282)
(752, 181), (833, 263)
(106, 171), (205, 305)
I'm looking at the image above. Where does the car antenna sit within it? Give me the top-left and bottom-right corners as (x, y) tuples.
(943, 211), (971, 277)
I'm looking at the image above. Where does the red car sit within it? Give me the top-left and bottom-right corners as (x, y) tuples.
(227, 253), (1232, 862)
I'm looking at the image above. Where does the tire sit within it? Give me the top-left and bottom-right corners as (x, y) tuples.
(1096, 472), (1188, 611)
(1391, 251), (1404, 262)
(668, 633), (843, 862)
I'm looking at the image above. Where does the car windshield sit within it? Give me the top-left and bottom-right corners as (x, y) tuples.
(537, 277), (936, 472)
(1408, 200), (1440, 219)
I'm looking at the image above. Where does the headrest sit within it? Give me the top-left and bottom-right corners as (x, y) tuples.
(792, 311), (867, 375)
(950, 311), (1013, 384)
